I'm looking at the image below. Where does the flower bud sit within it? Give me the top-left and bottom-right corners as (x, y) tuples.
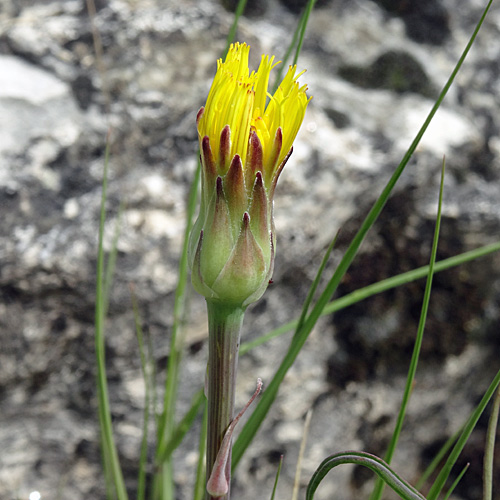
(189, 42), (310, 307)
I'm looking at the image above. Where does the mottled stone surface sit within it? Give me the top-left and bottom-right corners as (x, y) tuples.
(1, 0), (500, 499)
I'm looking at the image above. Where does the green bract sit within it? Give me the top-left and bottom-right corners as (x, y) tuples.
(189, 42), (310, 307)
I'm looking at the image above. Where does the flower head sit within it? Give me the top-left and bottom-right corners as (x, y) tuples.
(189, 42), (310, 306)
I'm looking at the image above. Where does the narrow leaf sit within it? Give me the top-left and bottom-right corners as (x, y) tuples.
(239, 241), (500, 355)
(154, 160), (201, 499)
(416, 426), (461, 489)
(370, 158), (446, 500)
(270, 455), (284, 500)
(157, 389), (205, 463)
(294, 232), (339, 342)
(193, 400), (208, 500)
(306, 451), (425, 500)
(292, 409), (313, 500)
(427, 368), (500, 500)
(95, 133), (128, 500)
(130, 285), (151, 500)
(443, 463), (469, 500)
(483, 385), (500, 500)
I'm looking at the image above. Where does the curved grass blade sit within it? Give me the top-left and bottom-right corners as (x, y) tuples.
(306, 451), (425, 500)
(426, 367), (500, 500)
(370, 159), (446, 500)
(483, 385), (500, 500)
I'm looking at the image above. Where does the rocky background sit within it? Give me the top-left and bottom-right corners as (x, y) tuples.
(1, 0), (500, 499)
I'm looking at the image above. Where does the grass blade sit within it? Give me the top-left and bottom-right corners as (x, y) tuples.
(273, 0), (317, 92)
(483, 385), (500, 500)
(157, 389), (205, 463)
(95, 135), (128, 500)
(130, 285), (152, 500)
(154, 160), (201, 498)
(239, 242), (500, 355)
(102, 201), (124, 318)
(370, 159), (446, 500)
(294, 232), (339, 340)
(426, 367), (500, 500)
(270, 455), (284, 500)
(306, 451), (425, 500)
(193, 401), (208, 500)
(223, 0), (248, 58)
(292, 409), (313, 500)
(443, 463), (469, 500)
(292, 0), (316, 66)
(415, 426), (461, 490)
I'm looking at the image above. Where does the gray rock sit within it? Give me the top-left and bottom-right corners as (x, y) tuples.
(1, 0), (500, 499)
(0, 55), (81, 162)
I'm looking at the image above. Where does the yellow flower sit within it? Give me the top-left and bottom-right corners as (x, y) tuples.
(189, 42), (310, 307)
(197, 42), (310, 186)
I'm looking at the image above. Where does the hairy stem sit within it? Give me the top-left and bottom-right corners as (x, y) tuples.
(205, 301), (245, 500)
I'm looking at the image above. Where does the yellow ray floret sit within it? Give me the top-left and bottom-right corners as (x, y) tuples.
(198, 42), (311, 178)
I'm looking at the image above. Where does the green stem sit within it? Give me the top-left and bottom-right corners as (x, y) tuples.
(205, 301), (245, 500)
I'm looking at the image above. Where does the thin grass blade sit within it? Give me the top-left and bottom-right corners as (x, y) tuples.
(292, 0), (316, 66)
(370, 159), (446, 500)
(130, 285), (151, 500)
(294, 232), (339, 340)
(273, 0), (316, 92)
(426, 367), (500, 500)
(223, 0), (248, 58)
(102, 201), (124, 318)
(483, 385), (500, 500)
(415, 426), (461, 490)
(443, 463), (469, 500)
(239, 241), (500, 355)
(292, 409), (313, 500)
(193, 401), (208, 500)
(95, 135), (128, 500)
(157, 389), (205, 463)
(153, 161), (201, 499)
(269, 455), (284, 500)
